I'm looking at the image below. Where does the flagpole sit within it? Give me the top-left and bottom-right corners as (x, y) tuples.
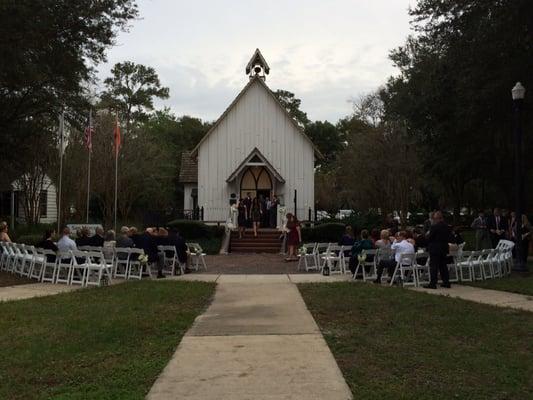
(86, 148), (91, 223)
(114, 115), (119, 233)
(114, 147), (118, 233)
(57, 112), (64, 234)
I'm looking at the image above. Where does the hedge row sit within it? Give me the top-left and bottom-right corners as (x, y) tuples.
(167, 220), (225, 239)
(301, 223), (346, 243)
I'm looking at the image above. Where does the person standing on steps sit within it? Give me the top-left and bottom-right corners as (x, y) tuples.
(251, 197), (262, 237)
(424, 211), (453, 289)
(269, 194), (279, 228)
(237, 198), (247, 239)
(243, 192), (252, 229)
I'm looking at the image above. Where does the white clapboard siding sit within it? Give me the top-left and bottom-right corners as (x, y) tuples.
(197, 78), (315, 221)
(11, 174), (57, 224)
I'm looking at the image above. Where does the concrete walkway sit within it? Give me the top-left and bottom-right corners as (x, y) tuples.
(147, 275), (353, 400)
(412, 285), (533, 312)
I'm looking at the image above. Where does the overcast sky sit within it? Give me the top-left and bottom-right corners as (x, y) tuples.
(97, 0), (416, 123)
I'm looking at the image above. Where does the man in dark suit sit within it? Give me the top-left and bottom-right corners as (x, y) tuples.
(137, 228), (164, 278)
(167, 227), (189, 266)
(425, 211), (453, 289)
(487, 208), (508, 248)
(89, 227), (105, 247)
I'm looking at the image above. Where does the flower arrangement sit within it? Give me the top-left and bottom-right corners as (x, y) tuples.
(298, 246), (307, 256)
(357, 252), (367, 263)
(138, 254), (148, 264)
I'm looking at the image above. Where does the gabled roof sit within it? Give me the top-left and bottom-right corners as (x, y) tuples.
(178, 151), (198, 183)
(191, 75), (323, 159)
(245, 48), (270, 75)
(226, 147), (285, 183)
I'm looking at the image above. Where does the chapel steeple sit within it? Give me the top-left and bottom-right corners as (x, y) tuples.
(245, 48), (270, 80)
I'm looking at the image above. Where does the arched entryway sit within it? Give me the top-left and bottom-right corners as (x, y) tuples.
(240, 166), (272, 199)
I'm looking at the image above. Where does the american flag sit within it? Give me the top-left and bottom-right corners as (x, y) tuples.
(113, 114), (121, 157)
(84, 110), (94, 151)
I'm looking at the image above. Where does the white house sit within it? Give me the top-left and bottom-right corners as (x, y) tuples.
(179, 49), (320, 222)
(0, 174), (58, 225)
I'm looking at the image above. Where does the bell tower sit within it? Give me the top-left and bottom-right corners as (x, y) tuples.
(245, 48), (270, 80)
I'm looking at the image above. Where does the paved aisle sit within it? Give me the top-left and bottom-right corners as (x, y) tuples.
(147, 275), (352, 400)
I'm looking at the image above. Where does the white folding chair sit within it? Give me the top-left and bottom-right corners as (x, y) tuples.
(26, 246), (44, 280)
(298, 243), (318, 271)
(114, 247), (131, 278)
(321, 244), (344, 274)
(19, 244), (34, 277)
(55, 251), (74, 284)
(457, 251), (474, 282)
(128, 248), (149, 279)
(0, 242), (10, 270)
(447, 243), (464, 283)
(414, 251), (430, 286)
(40, 249), (58, 283)
(352, 249), (378, 281)
(315, 243), (330, 272)
(390, 253), (416, 286)
(188, 243), (207, 271)
(480, 249), (494, 279)
(12, 243), (26, 275)
(85, 251), (113, 287)
(70, 250), (89, 286)
(158, 245), (177, 276)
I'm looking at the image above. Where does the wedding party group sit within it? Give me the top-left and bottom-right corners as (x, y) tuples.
(235, 193), (280, 237)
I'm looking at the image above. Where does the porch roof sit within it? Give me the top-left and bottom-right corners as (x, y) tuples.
(226, 147), (285, 184)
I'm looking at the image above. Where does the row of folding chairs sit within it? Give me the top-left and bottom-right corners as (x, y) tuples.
(1, 242), (114, 287)
(297, 242), (354, 274)
(296, 240), (515, 288)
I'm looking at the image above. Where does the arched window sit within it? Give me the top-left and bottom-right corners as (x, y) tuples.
(240, 167), (272, 198)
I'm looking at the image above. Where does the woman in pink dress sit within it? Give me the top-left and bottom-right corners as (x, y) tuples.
(285, 213), (301, 261)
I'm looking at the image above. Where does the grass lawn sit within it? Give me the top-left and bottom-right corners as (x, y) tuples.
(0, 280), (215, 400)
(299, 282), (533, 400)
(466, 262), (533, 296)
(0, 270), (35, 287)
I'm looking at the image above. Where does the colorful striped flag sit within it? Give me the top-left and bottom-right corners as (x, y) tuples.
(113, 115), (121, 157)
(84, 110), (94, 151)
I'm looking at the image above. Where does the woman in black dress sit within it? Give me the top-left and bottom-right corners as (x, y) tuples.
(237, 199), (247, 239)
(251, 197), (262, 238)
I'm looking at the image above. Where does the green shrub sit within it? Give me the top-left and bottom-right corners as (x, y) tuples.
(302, 223), (346, 242)
(167, 220), (216, 239)
(16, 234), (43, 246)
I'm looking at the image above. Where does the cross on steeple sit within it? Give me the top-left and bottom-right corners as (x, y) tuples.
(245, 48), (270, 80)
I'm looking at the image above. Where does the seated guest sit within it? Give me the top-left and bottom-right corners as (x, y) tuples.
(451, 227), (465, 245)
(102, 230), (116, 259)
(57, 227), (77, 253)
(375, 229), (392, 249)
(37, 229), (58, 262)
(89, 227), (105, 247)
(0, 221), (12, 242)
(370, 228), (380, 245)
(75, 226), (91, 247)
(413, 228), (428, 251)
(405, 230), (416, 246)
(155, 227), (168, 246)
(129, 226), (142, 248)
(349, 229), (374, 274)
(137, 228), (164, 278)
(339, 226), (355, 246)
(116, 226), (134, 248)
(167, 227), (189, 270)
(374, 230), (414, 284)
